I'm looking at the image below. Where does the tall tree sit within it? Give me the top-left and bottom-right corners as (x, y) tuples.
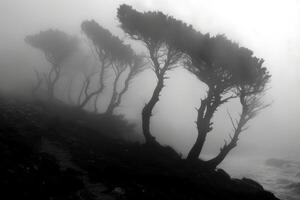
(118, 4), (190, 145)
(185, 35), (270, 161)
(25, 30), (78, 99)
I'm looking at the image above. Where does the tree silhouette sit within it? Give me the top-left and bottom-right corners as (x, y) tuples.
(205, 61), (270, 168)
(104, 39), (135, 114)
(106, 54), (147, 115)
(79, 20), (116, 108)
(25, 30), (78, 99)
(118, 4), (189, 145)
(80, 20), (139, 113)
(185, 34), (270, 161)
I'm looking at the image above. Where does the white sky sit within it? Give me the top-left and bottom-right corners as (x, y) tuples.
(0, 0), (300, 160)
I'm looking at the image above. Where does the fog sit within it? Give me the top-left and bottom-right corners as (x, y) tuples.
(0, 0), (299, 163)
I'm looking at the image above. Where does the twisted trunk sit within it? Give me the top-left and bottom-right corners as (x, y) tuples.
(187, 88), (220, 161)
(79, 59), (106, 109)
(112, 71), (132, 111)
(204, 105), (247, 168)
(205, 139), (237, 169)
(142, 75), (164, 145)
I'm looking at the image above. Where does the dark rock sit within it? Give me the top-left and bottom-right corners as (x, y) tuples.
(242, 177), (264, 190)
(216, 168), (231, 181)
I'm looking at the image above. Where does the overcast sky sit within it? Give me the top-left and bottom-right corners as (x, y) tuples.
(0, 0), (300, 161)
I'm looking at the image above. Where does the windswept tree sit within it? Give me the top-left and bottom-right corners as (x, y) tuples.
(80, 20), (140, 112)
(185, 34), (270, 161)
(77, 67), (98, 107)
(118, 4), (192, 145)
(106, 54), (147, 115)
(205, 57), (270, 168)
(79, 20), (118, 108)
(104, 37), (135, 114)
(113, 55), (147, 113)
(25, 30), (78, 99)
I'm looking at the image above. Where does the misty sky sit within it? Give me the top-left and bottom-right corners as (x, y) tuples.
(0, 0), (300, 161)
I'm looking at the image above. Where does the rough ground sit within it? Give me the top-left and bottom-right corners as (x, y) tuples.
(0, 96), (280, 200)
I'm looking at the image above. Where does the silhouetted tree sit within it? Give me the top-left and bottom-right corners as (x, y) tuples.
(25, 30), (78, 99)
(205, 63), (270, 168)
(118, 4), (190, 145)
(105, 38), (134, 114)
(79, 20), (119, 108)
(185, 35), (270, 161)
(106, 54), (147, 115)
(114, 55), (147, 112)
(77, 69), (97, 106)
(80, 20), (137, 112)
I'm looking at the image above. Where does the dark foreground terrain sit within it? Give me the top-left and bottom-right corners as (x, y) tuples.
(0, 95), (280, 200)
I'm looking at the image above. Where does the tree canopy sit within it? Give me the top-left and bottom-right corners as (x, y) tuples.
(118, 4), (195, 145)
(185, 32), (271, 161)
(79, 20), (135, 109)
(25, 29), (78, 99)
(24, 5), (271, 169)
(25, 29), (78, 66)
(81, 20), (133, 64)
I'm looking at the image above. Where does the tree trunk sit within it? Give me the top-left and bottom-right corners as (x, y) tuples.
(79, 61), (106, 109)
(187, 129), (208, 161)
(106, 72), (122, 115)
(113, 72), (131, 111)
(93, 93), (100, 113)
(205, 144), (235, 169)
(187, 90), (219, 161)
(204, 112), (245, 168)
(79, 87), (103, 109)
(142, 76), (164, 145)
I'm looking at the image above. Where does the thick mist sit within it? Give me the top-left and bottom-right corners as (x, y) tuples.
(0, 0), (299, 163)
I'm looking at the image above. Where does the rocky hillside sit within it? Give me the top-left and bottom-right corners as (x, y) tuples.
(0, 96), (280, 200)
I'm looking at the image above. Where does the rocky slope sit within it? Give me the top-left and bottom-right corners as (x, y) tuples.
(0, 96), (280, 200)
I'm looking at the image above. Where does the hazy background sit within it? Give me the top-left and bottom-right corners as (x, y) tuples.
(0, 0), (299, 162)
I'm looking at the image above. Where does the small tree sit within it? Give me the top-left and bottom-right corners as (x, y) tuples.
(118, 4), (190, 145)
(25, 30), (78, 99)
